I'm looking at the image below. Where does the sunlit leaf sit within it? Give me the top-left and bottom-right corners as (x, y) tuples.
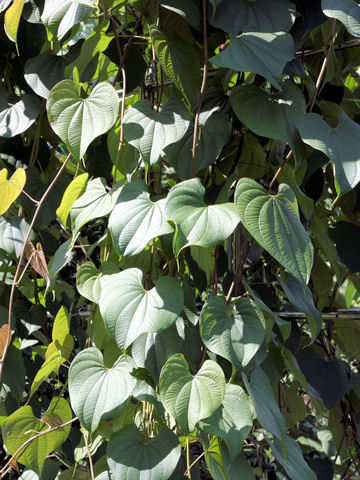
(24, 51), (67, 99)
(56, 173), (88, 229)
(0, 168), (26, 216)
(322, 0), (360, 37)
(4, 0), (24, 47)
(0, 93), (41, 138)
(40, 0), (92, 40)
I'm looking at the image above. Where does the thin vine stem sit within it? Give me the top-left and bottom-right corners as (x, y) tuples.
(83, 431), (95, 480)
(0, 416), (78, 478)
(0, 153), (72, 382)
(191, 0), (208, 177)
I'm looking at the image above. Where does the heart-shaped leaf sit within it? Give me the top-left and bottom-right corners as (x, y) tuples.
(70, 178), (122, 236)
(132, 321), (184, 380)
(0, 168), (26, 216)
(2, 397), (72, 475)
(107, 425), (181, 480)
(235, 178), (314, 284)
(47, 80), (119, 160)
(231, 82), (306, 160)
(25, 51), (67, 99)
(163, 110), (232, 179)
(123, 97), (191, 165)
(76, 261), (118, 304)
(0, 93), (41, 138)
(210, 32), (294, 90)
(296, 112), (360, 195)
(68, 347), (136, 432)
(109, 180), (173, 256)
(322, 0), (360, 37)
(159, 353), (226, 432)
(40, 0), (91, 41)
(210, 0), (296, 34)
(200, 384), (253, 458)
(0, 216), (34, 259)
(200, 296), (266, 370)
(165, 178), (240, 255)
(99, 268), (184, 349)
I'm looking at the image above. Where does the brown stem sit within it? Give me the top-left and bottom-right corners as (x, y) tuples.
(0, 416), (78, 478)
(226, 232), (250, 303)
(212, 246), (219, 295)
(0, 154), (72, 383)
(191, 0), (208, 177)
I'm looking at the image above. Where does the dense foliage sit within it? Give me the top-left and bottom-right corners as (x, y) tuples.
(1, 0), (360, 478)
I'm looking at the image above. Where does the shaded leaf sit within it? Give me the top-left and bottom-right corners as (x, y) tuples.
(322, 0), (360, 37)
(329, 221), (360, 273)
(159, 353), (226, 432)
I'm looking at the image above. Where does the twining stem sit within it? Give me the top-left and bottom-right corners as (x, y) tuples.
(0, 417), (78, 478)
(268, 18), (337, 191)
(226, 231), (250, 303)
(191, 0), (208, 177)
(8, 179), (39, 204)
(184, 451), (205, 476)
(83, 431), (95, 480)
(0, 153), (72, 382)
(186, 435), (192, 479)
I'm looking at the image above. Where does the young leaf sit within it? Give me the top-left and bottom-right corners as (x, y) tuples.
(165, 178), (240, 255)
(0, 167), (26, 216)
(210, 0), (296, 34)
(235, 178), (314, 284)
(108, 180), (173, 256)
(159, 353), (226, 432)
(296, 112), (360, 195)
(210, 32), (294, 90)
(2, 398), (72, 475)
(200, 384), (253, 458)
(99, 268), (184, 349)
(200, 296), (266, 370)
(47, 80), (119, 160)
(68, 347), (136, 432)
(122, 98), (190, 165)
(4, 0), (24, 47)
(107, 425), (181, 480)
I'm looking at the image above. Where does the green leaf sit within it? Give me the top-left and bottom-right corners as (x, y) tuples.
(163, 109), (232, 179)
(108, 180), (173, 256)
(243, 367), (287, 442)
(76, 261), (118, 304)
(165, 178), (240, 255)
(268, 436), (317, 480)
(0, 168), (26, 216)
(278, 273), (322, 339)
(296, 112), (360, 195)
(160, 0), (202, 30)
(205, 442), (255, 480)
(2, 397), (72, 475)
(70, 178), (122, 236)
(107, 425), (181, 480)
(200, 296), (266, 370)
(4, 0), (24, 47)
(123, 98), (190, 165)
(24, 51), (67, 99)
(68, 347), (136, 432)
(132, 322), (184, 381)
(230, 82), (306, 160)
(151, 26), (201, 108)
(49, 239), (72, 284)
(210, 32), (294, 90)
(322, 0), (360, 37)
(200, 384), (253, 458)
(47, 80), (119, 161)
(0, 216), (33, 259)
(40, 0), (92, 41)
(159, 353), (226, 432)
(0, 93), (41, 138)
(56, 173), (88, 229)
(99, 268), (184, 349)
(210, 0), (296, 34)
(235, 178), (314, 284)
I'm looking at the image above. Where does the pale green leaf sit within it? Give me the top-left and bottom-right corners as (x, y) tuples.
(47, 80), (119, 160)
(200, 384), (253, 458)
(159, 353), (226, 432)
(40, 0), (91, 40)
(0, 93), (41, 138)
(0, 168), (26, 216)
(210, 0), (296, 34)
(165, 178), (240, 255)
(68, 347), (136, 432)
(56, 173), (88, 229)
(210, 32), (294, 90)
(76, 261), (118, 304)
(107, 425), (181, 480)
(2, 398), (72, 475)
(109, 180), (173, 256)
(200, 296), (266, 370)
(235, 178), (314, 284)
(0, 216), (33, 259)
(296, 112), (360, 195)
(99, 268), (184, 349)
(24, 51), (67, 99)
(123, 98), (190, 165)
